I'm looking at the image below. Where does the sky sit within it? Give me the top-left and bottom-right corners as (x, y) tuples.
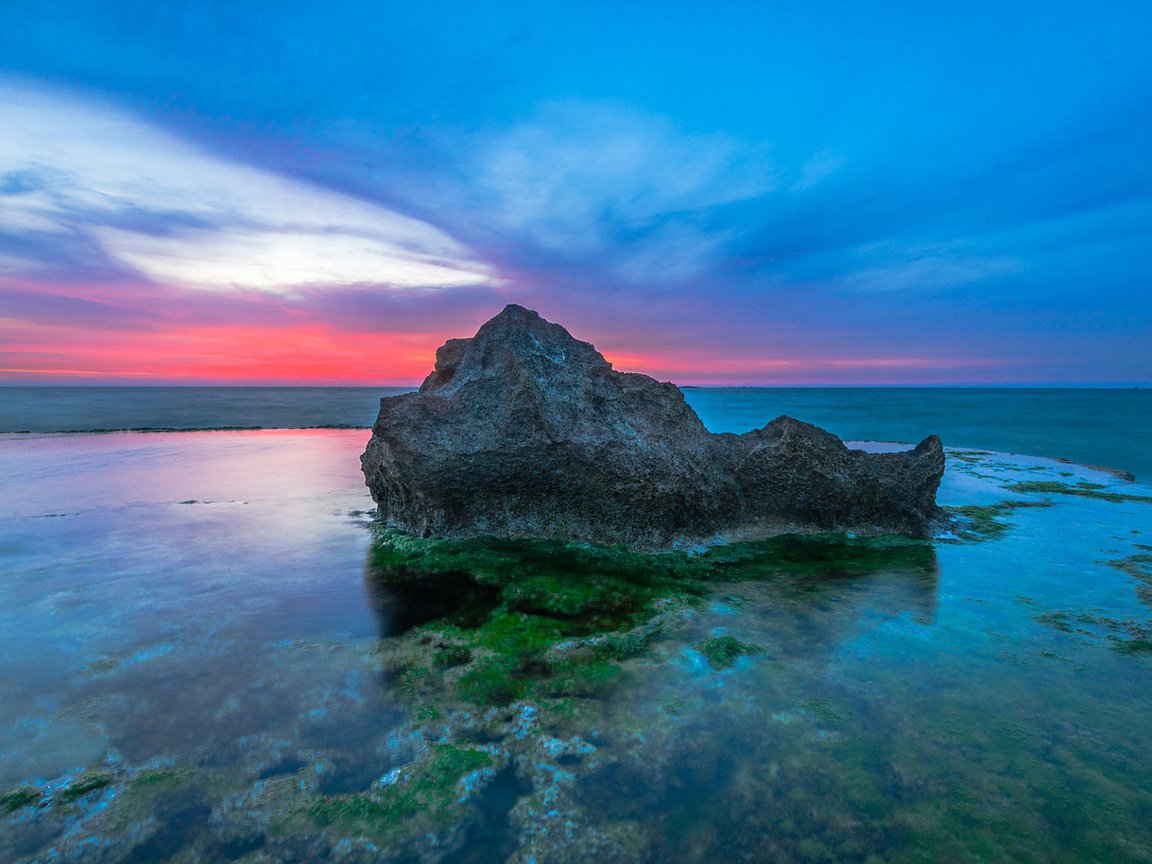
(0, 1), (1150, 385)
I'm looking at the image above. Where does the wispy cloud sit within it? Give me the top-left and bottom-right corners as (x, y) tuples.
(836, 244), (1026, 293)
(447, 101), (775, 283)
(0, 79), (497, 293)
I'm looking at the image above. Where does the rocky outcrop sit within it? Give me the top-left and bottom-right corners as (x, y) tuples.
(361, 305), (945, 548)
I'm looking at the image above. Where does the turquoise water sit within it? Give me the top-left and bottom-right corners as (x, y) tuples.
(2, 386), (1149, 479)
(1, 410), (1151, 860)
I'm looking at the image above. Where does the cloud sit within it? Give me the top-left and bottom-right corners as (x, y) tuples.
(0, 79), (497, 294)
(838, 252), (1025, 293)
(94, 227), (492, 293)
(448, 101), (775, 283)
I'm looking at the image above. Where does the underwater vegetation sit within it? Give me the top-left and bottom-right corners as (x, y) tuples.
(1, 787), (41, 813)
(368, 528), (938, 709)
(1002, 479), (1152, 504)
(941, 500), (1055, 541)
(1026, 554), (1152, 655)
(697, 635), (764, 668)
(307, 743), (494, 843)
(4, 440), (1152, 863)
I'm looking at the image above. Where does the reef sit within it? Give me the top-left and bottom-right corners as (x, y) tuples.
(361, 305), (945, 547)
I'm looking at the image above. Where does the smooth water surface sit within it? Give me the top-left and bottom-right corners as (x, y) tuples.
(1, 429), (1151, 862)
(0, 387), (407, 433)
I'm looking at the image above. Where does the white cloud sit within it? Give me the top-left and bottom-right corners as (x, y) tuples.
(0, 79), (497, 293)
(609, 220), (737, 284)
(0, 254), (43, 273)
(459, 101), (774, 280)
(94, 227), (491, 292)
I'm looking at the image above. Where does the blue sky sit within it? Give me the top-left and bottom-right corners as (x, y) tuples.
(1, 0), (1150, 383)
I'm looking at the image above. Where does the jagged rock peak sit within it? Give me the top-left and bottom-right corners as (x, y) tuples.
(420, 304), (610, 395)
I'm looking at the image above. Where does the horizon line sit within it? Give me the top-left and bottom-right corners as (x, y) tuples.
(0, 381), (1147, 390)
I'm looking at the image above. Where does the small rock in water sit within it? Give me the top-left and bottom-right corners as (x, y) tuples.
(361, 305), (944, 548)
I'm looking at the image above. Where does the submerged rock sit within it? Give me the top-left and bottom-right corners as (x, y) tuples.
(361, 305), (944, 547)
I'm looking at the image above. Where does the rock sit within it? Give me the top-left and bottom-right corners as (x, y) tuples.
(361, 305), (945, 548)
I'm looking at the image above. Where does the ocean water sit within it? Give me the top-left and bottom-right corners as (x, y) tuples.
(2, 386), (1149, 480)
(1, 395), (1151, 862)
(0, 387), (406, 433)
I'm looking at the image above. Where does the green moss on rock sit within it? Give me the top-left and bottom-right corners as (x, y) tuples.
(370, 530), (940, 709)
(943, 501), (1054, 542)
(308, 744), (493, 839)
(130, 768), (190, 788)
(2, 785), (42, 812)
(699, 636), (764, 669)
(57, 771), (113, 802)
(1003, 481), (1152, 504)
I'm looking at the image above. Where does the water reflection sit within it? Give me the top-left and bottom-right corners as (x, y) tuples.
(742, 546), (942, 663)
(363, 560), (502, 638)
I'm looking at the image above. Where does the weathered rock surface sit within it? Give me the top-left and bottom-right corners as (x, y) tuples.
(361, 305), (945, 548)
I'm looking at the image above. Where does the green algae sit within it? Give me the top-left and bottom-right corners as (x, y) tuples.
(371, 530), (704, 707)
(455, 658), (528, 705)
(371, 529), (706, 624)
(57, 771), (113, 802)
(308, 744), (493, 839)
(217, 529), (945, 855)
(698, 635), (764, 668)
(14, 523), (1150, 863)
(1003, 480), (1152, 504)
(1, 786), (42, 812)
(1111, 638), (1152, 656)
(130, 768), (192, 789)
(943, 501), (1055, 542)
(370, 530), (936, 709)
(1107, 553), (1152, 607)
(800, 698), (850, 724)
(945, 504), (1013, 540)
(947, 450), (991, 464)
(434, 646), (473, 669)
(701, 533), (934, 580)
(1035, 611), (1076, 633)
(1034, 606), (1152, 656)
(445, 617), (629, 706)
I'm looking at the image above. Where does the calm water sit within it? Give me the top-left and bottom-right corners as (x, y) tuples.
(2, 386), (1150, 479)
(1, 400), (1151, 861)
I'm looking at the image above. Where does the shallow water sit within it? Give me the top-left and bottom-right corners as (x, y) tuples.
(1, 430), (1151, 862)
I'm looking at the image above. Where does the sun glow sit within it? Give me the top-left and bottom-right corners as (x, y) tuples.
(0, 320), (449, 385)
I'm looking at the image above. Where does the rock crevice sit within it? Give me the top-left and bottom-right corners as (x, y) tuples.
(361, 305), (945, 548)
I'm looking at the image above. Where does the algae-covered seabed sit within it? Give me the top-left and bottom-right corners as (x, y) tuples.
(1, 431), (1151, 863)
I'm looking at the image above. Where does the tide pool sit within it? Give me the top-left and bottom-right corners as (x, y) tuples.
(0, 429), (1150, 862)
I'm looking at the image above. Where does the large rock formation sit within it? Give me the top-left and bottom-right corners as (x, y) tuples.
(361, 305), (945, 548)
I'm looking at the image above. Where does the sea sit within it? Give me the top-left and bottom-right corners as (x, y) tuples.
(2, 385), (1149, 479)
(1, 386), (1151, 862)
